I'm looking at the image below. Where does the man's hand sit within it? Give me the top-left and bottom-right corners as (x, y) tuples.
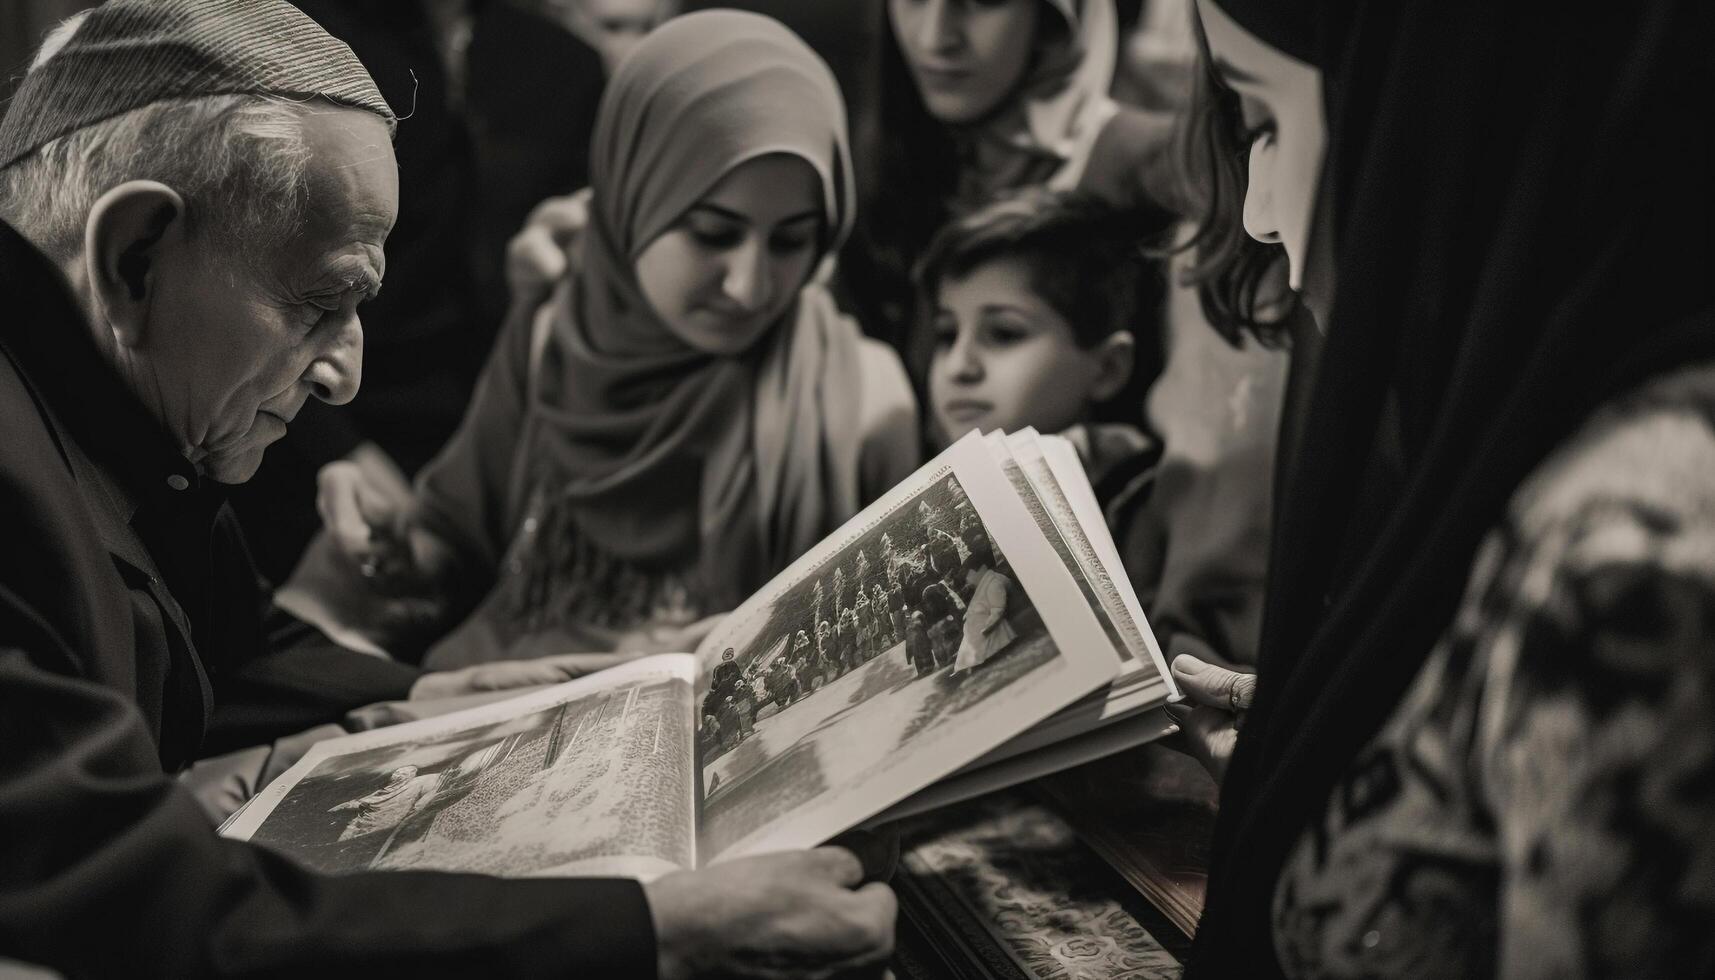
(645, 847), (897, 980)
(1162, 637), (1257, 784)
(829, 827), (900, 884)
(408, 652), (646, 701)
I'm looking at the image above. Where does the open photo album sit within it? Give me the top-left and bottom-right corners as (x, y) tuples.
(221, 430), (1181, 878)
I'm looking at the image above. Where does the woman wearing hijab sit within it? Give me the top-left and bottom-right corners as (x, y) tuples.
(302, 11), (919, 669)
(1166, 0), (1714, 976)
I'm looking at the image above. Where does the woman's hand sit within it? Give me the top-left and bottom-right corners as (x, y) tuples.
(504, 188), (590, 307)
(313, 445), (460, 607)
(316, 445), (415, 587)
(277, 444), (454, 653)
(1162, 637), (1257, 784)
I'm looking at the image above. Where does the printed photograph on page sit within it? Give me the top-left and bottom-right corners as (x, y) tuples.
(982, 429), (1136, 662)
(228, 659), (697, 880)
(1001, 430), (1166, 689)
(692, 435), (1117, 862)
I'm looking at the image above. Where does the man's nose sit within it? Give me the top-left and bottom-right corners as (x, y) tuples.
(306, 313), (363, 405)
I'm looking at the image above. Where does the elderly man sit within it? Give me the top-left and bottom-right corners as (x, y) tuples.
(0, 2), (893, 977)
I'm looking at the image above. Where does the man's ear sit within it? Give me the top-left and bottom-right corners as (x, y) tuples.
(1088, 331), (1136, 403)
(83, 180), (186, 349)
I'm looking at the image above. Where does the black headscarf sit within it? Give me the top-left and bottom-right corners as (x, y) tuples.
(1190, 1), (1715, 975)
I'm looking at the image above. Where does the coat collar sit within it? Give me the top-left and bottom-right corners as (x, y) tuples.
(0, 221), (206, 523)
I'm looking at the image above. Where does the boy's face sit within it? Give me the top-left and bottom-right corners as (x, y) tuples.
(928, 258), (1130, 443)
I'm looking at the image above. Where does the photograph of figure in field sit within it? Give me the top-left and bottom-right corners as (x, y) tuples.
(698, 473), (1063, 857)
(249, 676), (693, 876)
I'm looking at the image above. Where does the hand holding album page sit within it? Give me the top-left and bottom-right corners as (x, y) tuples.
(221, 432), (1165, 877)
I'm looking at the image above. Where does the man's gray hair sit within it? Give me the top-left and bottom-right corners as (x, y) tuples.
(0, 92), (312, 266)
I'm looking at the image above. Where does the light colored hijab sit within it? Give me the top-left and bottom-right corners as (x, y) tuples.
(956, 0), (1120, 202)
(526, 10), (865, 610)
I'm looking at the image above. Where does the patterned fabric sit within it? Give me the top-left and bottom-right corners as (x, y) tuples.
(1272, 363), (1715, 978)
(421, 486), (707, 669)
(895, 787), (1184, 980)
(0, 0), (393, 169)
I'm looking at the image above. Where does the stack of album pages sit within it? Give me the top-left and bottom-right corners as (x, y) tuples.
(221, 430), (1180, 880)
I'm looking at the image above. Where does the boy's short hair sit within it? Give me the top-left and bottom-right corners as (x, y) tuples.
(914, 188), (1168, 355)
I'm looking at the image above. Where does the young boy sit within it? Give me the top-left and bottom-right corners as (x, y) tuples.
(916, 188), (1168, 567)
(916, 188), (1166, 445)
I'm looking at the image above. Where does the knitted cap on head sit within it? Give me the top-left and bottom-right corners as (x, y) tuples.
(0, 0), (395, 171)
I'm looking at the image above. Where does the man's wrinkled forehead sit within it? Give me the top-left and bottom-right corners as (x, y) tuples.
(300, 109), (400, 239)
(278, 109), (399, 288)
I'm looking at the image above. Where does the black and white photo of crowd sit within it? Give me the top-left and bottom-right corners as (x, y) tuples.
(696, 472), (1064, 858)
(251, 676), (695, 876)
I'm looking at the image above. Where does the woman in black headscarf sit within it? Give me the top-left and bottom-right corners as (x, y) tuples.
(1168, 0), (1715, 976)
